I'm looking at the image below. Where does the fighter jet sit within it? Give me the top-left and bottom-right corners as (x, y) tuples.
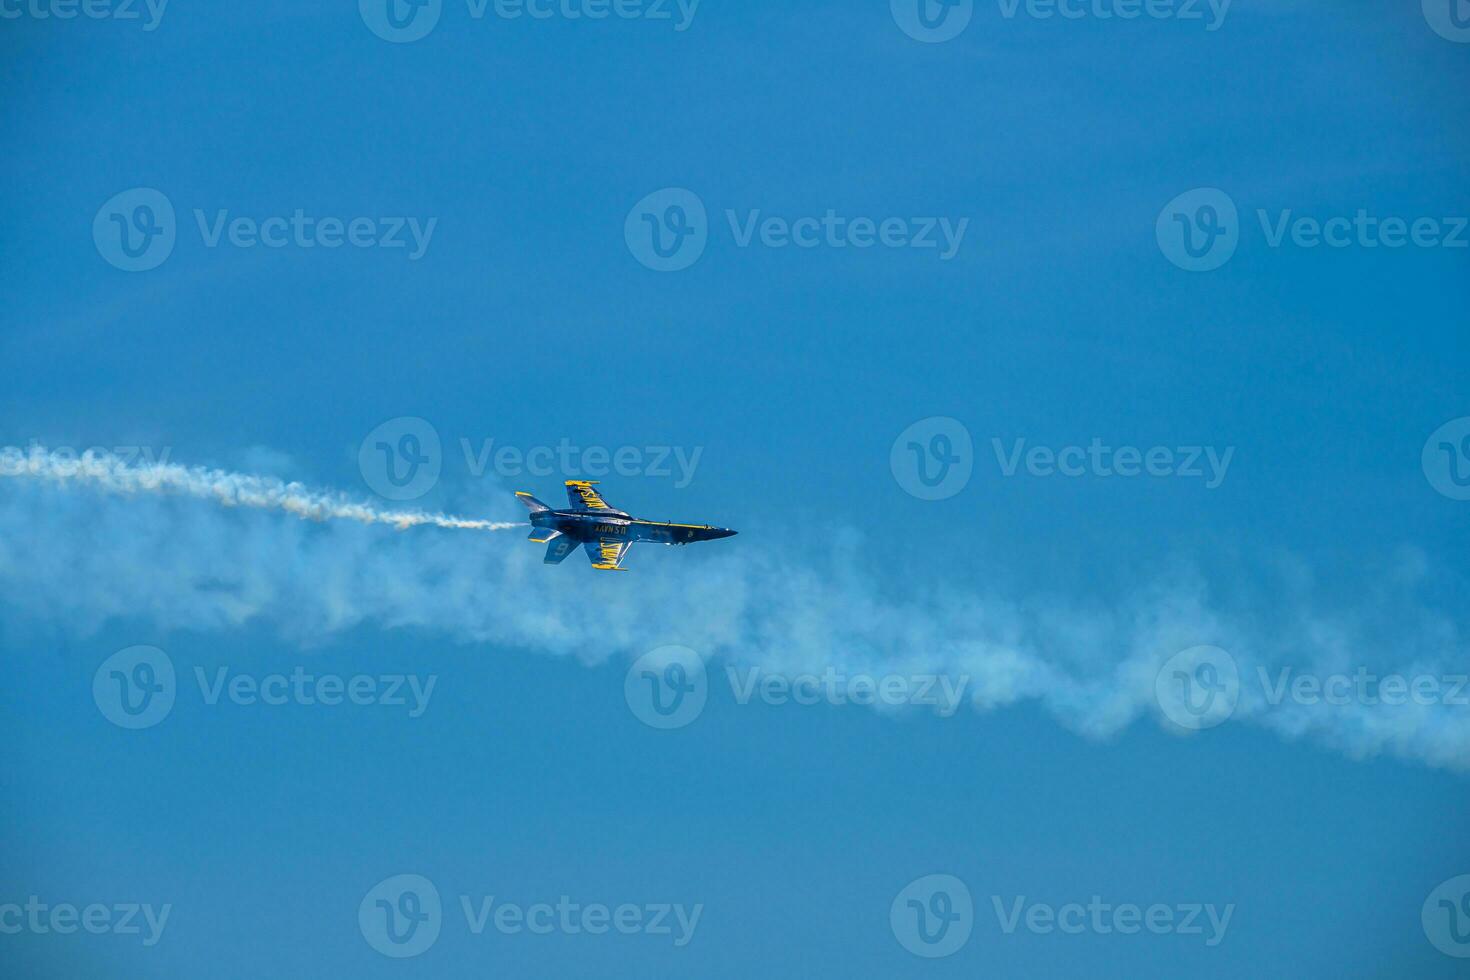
(515, 481), (737, 571)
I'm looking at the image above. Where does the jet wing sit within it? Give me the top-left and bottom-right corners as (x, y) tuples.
(566, 480), (615, 512)
(584, 538), (632, 571)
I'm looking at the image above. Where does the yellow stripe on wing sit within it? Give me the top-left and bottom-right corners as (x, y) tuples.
(632, 520), (713, 529)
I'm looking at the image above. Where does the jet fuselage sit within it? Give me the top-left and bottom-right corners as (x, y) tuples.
(529, 507), (737, 546)
(517, 481), (735, 570)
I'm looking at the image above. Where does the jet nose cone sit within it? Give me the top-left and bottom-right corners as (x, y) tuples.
(717, 528), (738, 539)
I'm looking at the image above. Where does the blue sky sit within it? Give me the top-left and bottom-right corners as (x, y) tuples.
(2, 1), (1468, 976)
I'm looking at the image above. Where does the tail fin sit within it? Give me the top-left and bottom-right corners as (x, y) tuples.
(514, 491), (551, 513)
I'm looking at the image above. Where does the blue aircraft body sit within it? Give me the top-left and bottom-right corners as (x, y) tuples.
(515, 481), (737, 571)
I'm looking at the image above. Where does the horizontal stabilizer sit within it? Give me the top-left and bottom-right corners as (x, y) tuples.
(528, 527), (560, 544)
(515, 491), (551, 512)
(544, 537), (579, 564)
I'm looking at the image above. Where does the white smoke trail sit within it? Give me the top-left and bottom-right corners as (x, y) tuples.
(0, 446), (524, 533)
(0, 444), (1465, 773)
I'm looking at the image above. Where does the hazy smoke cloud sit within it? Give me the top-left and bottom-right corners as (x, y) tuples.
(0, 448), (1465, 773)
